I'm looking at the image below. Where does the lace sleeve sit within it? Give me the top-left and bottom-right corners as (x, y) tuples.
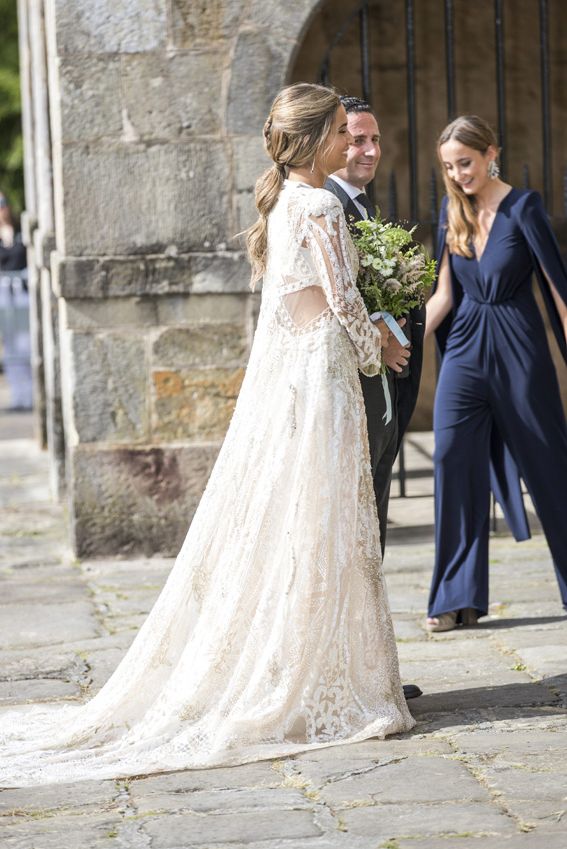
(302, 190), (382, 376)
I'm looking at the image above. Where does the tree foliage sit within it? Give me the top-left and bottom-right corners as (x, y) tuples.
(0, 0), (23, 215)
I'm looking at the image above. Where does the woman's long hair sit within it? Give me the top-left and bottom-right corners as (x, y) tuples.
(245, 83), (341, 287)
(437, 115), (499, 257)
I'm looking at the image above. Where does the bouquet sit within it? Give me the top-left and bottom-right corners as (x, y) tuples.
(350, 211), (436, 421)
(351, 212), (436, 324)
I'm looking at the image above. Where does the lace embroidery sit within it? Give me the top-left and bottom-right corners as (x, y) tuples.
(0, 181), (414, 788)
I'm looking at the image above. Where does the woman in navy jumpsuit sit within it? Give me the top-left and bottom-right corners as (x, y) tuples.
(425, 115), (567, 632)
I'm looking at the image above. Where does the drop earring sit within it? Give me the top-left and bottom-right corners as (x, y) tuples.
(488, 160), (500, 180)
(310, 159), (315, 174)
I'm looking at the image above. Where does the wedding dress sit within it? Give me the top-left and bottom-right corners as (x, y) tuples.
(0, 181), (414, 787)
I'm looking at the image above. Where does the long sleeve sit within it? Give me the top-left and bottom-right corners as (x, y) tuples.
(303, 192), (382, 377)
(517, 190), (567, 362)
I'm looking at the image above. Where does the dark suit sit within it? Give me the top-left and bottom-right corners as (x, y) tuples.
(324, 177), (425, 553)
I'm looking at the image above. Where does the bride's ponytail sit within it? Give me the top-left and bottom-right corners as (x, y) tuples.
(245, 84), (340, 287)
(246, 162), (285, 290)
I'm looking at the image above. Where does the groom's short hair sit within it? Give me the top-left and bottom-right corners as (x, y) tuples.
(340, 96), (375, 116)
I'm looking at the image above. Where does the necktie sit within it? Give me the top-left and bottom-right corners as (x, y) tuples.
(355, 192), (375, 218)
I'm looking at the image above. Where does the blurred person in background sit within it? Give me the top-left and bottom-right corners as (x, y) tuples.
(0, 191), (31, 410)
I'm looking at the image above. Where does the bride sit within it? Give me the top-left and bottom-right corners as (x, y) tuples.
(0, 83), (414, 787)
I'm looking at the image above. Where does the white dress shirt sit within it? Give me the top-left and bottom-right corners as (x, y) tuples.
(328, 175), (369, 219)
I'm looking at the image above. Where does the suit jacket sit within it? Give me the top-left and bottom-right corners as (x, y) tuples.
(324, 177), (425, 448)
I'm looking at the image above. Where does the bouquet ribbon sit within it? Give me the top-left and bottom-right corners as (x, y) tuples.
(369, 311), (410, 425)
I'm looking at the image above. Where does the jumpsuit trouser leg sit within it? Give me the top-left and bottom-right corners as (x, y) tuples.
(429, 362), (493, 617)
(430, 354), (567, 617)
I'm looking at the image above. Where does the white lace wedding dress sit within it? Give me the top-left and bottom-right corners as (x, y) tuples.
(0, 182), (414, 787)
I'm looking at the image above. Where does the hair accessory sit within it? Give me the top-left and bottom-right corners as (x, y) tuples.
(487, 159), (500, 180)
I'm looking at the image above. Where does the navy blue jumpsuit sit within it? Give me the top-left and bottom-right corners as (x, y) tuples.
(429, 189), (567, 618)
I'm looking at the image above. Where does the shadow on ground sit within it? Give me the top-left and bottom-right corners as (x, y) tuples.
(410, 673), (567, 731)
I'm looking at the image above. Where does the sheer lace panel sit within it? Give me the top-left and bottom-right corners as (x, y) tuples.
(283, 285), (330, 328)
(303, 205), (382, 377)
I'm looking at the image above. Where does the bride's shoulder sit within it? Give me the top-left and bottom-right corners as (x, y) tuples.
(298, 187), (343, 220)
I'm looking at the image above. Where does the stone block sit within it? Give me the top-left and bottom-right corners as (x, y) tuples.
(32, 228), (56, 271)
(151, 367), (244, 441)
(142, 809), (320, 847)
(0, 679), (80, 702)
(20, 210), (35, 247)
(341, 801), (514, 839)
(70, 444), (219, 556)
(0, 812), (124, 849)
(156, 293), (248, 325)
(54, 0), (166, 54)
(395, 836), (567, 849)
(152, 324), (248, 368)
(67, 331), (149, 443)
(0, 601), (99, 650)
(54, 253), (250, 298)
(121, 51), (223, 139)
(62, 297), (158, 329)
(318, 756), (489, 807)
(232, 135), (270, 191)
(245, 0), (320, 45)
(145, 256), (193, 292)
(129, 762), (282, 795)
(227, 31), (288, 134)
(133, 786), (310, 814)
(41, 269), (66, 498)
(59, 57), (123, 143)
(60, 143), (230, 255)
(191, 252), (251, 293)
(168, 0), (242, 46)
(0, 779), (118, 815)
(234, 190), (258, 234)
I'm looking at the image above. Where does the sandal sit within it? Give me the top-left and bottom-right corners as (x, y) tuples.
(425, 611), (457, 632)
(459, 607), (479, 626)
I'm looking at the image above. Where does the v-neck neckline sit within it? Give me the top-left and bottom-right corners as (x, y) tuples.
(472, 187), (515, 263)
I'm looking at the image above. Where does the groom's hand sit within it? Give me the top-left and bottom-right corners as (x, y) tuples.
(382, 318), (411, 372)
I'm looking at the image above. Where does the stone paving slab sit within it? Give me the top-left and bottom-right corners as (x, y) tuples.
(0, 601), (100, 649)
(339, 800), (516, 838)
(315, 756), (491, 806)
(142, 809), (323, 847)
(1, 434), (566, 847)
(393, 834), (567, 849)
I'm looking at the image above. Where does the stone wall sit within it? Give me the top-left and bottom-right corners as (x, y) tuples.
(20, 0), (323, 555)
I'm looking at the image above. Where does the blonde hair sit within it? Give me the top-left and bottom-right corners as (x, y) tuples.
(245, 83), (341, 286)
(437, 115), (499, 257)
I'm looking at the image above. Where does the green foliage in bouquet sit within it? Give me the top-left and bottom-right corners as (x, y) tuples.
(351, 212), (437, 317)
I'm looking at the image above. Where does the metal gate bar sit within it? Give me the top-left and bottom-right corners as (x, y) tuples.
(405, 0), (418, 222)
(539, 0), (552, 209)
(444, 0), (456, 120)
(494, 0), (507, 178)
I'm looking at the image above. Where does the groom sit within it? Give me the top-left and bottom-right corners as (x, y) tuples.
(325, 96), (425, 553)
(326, 97), (425, 701)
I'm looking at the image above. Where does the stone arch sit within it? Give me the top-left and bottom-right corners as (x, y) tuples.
(226, 0), (327, 134)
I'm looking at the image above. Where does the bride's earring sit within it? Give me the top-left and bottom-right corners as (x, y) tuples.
(488, 159), (500, 180)
(310, 159), (315, 174)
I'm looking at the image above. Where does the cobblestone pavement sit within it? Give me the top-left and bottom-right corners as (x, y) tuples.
(1, 426), (566, 849)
